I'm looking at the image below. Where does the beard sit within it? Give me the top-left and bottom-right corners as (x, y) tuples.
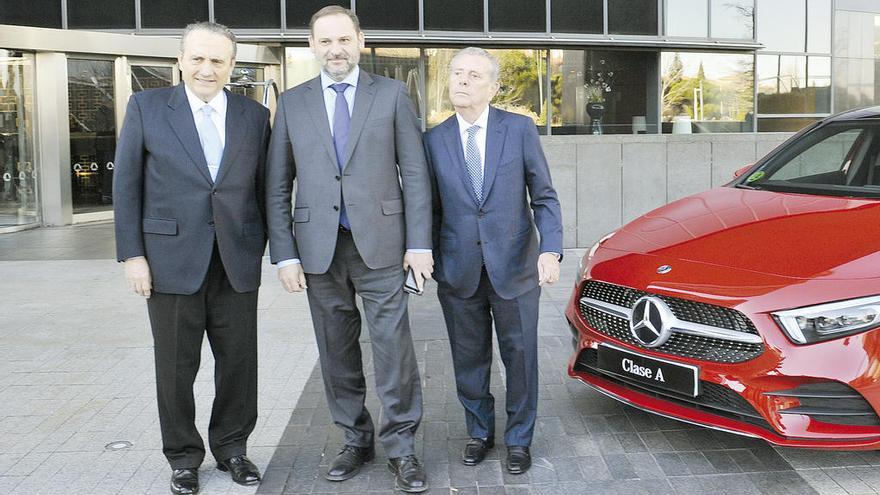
(322, 55), (357, 81)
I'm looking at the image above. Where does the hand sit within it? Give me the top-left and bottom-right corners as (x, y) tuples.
(278, 263), (308, 293)
(403, 251), (434, 291)
(124, 256), (152, 298)
(537, 252), (560, 287)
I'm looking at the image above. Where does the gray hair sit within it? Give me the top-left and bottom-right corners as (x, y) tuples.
(450, 47), (499, 82)
(180, 21), (237, 59)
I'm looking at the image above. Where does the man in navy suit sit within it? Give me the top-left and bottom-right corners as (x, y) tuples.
(114, 22), (268, 494)
(423, 47), (563, 475)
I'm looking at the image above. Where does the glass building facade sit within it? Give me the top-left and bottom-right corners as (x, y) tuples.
(1, 0), (879, 228)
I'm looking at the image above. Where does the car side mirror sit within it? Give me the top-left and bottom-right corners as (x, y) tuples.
(733, 163), (754, 179)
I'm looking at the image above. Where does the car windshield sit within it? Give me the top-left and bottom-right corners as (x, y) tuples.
(737, 122), (880, 199)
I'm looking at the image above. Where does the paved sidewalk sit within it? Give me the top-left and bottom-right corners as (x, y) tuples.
(3, 223), (880, 494)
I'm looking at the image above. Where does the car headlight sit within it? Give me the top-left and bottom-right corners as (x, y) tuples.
(772, 295), (880, 344)
(577, 231), (616, 281)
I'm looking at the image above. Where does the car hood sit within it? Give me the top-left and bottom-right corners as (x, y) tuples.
(603, 187), (880, 281)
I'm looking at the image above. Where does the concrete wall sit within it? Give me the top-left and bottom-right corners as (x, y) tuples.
(540, 133), (795, 249)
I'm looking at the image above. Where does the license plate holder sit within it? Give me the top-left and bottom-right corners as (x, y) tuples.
(596, 344), (700, 397)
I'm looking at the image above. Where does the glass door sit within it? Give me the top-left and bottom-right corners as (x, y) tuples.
(0, 50), (38, 227)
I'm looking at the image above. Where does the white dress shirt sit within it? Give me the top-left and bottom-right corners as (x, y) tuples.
(184, 85), (227, 181)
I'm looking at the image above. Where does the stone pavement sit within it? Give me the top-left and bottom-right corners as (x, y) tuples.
(3, 223), (880, 494)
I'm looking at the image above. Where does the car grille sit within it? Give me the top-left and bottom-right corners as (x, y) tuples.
(573, 347), (773, 431)
(578, 280), (763, 363)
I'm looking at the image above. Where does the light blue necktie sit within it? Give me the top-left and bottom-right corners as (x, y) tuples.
(197, 105), (223, 181)
(331, 83), (351, 229)
(465, 124), (483, 203)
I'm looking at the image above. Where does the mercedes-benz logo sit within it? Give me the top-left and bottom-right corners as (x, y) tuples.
(657, 265), (672, 274)
(629, 296), (674, 348)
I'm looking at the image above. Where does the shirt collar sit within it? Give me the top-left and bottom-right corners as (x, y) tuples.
(456, 105), (490, 135)
(320, 65), (360, 91)
(184, 85), (227, 116)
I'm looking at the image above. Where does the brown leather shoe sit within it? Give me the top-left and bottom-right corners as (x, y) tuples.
(462, 437), (494, 466)
(217, 455), (261, 485)
(326, 445), (374, 481)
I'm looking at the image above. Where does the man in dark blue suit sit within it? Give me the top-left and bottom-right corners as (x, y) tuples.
(114, 22), (268, 494)
(423, 47), (563, 475)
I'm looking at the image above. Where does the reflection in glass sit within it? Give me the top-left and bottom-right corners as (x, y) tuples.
(215, 0), (280, 28)
(710, 0), (753, 39)
(228, 67), (265, 104)
(131, 66), (173, 94)
(68, 59), (116, 213)
(357, 0), (418, 30)
(666, 0), (708, 38)
(756, 117), (818, 132)
(426, 49), (547, 132)
(424, 0), (483, 31)
(286, 0), (351, 29)
(757, 55), (830, 114)
(550, 49), (657, 134)
(833, 11), (880, 59)
(757, 0), (805, 52)
(608, 0), (658, 35)
(141, 0), (208, 29)
(551, 0), (603, 34)
(0, 0), (62, 28)
(806, 0), (831, 53)
(68, 0), (135, 29)
(489, 0), (546, 32)
(0, 50), (38, 227)
(833, 57), (878, 112)
(661, 52), (754, 133)
(360, 48), (422, 119)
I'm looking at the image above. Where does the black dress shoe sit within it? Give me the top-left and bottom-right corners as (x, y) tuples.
(506, 446), (531, 475)
(170, 468), (199, 494)
(217, 454), (261, 485)
(387, 455), (428, 493)
(462, 437), (494, 466)
(326, 445), (374, 481)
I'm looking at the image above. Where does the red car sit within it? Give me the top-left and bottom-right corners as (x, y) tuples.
(567, 107), (880, 450)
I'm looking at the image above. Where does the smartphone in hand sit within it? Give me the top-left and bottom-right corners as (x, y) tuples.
(403, 267), (423, 295)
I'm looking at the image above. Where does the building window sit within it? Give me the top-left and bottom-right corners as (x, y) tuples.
(489, 0), (546, 32)
(424, 0), (483, 32)
(215, 0), (280, 29)
(357, 0), (419, 30)
(68, 59), (116, 213)
(286, 0), (351, 30)
(710, 0), (753, 39)
(806, 0), (831, 53)
(0, 50), (38, 227)
(757, 0), (805, 52)
(661, 52), (754, 133)
(550, 49), (658, 134)
(360, 48), (422, 118)
(551, 0), (603, 34)
(832, 10), (879, 114)
(757, 55), (831, 115)
(0, 0), (61, 28)
(608, 0), (658, 36)
(141, 0), (208, 29)
(131, 66), (173, 93)
(426, 48), (548, 132)
(68, 0), (135, 30)
(666, 0), (708, 38)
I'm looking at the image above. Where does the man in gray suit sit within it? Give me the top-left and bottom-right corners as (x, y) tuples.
(265, 6), (432, 493)
(423, 48), (563, 475)
(114, 22), (268, 495)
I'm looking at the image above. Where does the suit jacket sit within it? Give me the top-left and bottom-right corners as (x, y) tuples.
(265, 70), (431, 273)
(113, 84), (270, 295)
(424, 107), (563, 300)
